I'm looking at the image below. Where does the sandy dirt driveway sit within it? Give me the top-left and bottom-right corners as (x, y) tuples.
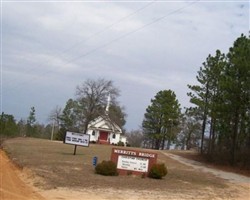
(162, 152), (250, 200)
(1, 149), (250, 200)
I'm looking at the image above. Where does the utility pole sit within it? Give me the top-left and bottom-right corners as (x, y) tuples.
(51, 119), (55, 140)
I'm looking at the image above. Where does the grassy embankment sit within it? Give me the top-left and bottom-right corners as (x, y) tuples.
(2, 137), (235, 199)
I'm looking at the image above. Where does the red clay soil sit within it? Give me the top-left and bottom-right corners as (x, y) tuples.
(0, 150), (45, 200)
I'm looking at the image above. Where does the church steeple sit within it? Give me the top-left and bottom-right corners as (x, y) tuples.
(105, 93), (111, 115)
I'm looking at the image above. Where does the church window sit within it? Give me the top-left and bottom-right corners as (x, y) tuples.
(92, 130), (95, 136)
(112, 134), (116, 139)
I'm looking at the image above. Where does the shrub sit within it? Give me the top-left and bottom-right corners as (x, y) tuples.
(148, 163), (167, 179)
(95, 160), (118, 176)
(126, 143), (131, 147)
(117, 141), (124, 146)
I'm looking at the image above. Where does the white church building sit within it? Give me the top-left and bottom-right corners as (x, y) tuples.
(86, 94), (127, 146)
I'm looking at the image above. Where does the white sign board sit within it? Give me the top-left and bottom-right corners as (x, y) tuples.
(117, 155), (149, 172)
(65, 131), (90, 147)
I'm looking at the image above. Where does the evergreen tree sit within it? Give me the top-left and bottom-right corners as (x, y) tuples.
(222, 34), (250, 165)
(26, 107), (36, 136)
(0, 112), (18, 136)
(187, 33), (250, 166)
(142, 90), (181, 150)
(60, 99), (80, 132)
(187, 50), (226, 154)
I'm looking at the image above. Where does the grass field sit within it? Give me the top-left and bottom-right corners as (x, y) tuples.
(2, 137), (243, 199)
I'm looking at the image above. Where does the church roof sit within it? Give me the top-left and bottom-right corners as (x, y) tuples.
(88, 115), (122, 134)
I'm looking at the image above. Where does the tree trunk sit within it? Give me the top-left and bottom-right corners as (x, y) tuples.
(161, 138), (165, 150)
(208, 118), (214, 156)
(230, 110), (239, 166)
(186, 131), (191, 150)
(211, 119), (216, 157)
(200, 113), (207, 154)
(200, 83), (210, 154)
(166, 140), (171, 150)
(155, 139), (161, 150)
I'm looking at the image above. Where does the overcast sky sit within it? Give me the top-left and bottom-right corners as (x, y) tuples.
(1, 0), (249, 131)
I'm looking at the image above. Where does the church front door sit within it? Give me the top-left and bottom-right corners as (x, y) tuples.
(99, 131), (109, 144)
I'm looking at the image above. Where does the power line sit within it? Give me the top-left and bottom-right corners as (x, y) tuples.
(5, 1), (155, 87)
(5, 0), (200, 94)
(66, 0), (200, 64)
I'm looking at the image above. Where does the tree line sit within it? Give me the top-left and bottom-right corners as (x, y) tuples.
(187, 33), (250, 166)
(1, 34), (249, 168)
(0, 79), (126, 141)
(0, 108), (53, 140)
(142, 33), (249, 167)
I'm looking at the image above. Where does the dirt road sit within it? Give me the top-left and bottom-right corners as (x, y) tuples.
(1, 148), (249, 200)
(162, 152), (250, 200)
(163, 152), (250, 184)
(0, 150), (45, 200)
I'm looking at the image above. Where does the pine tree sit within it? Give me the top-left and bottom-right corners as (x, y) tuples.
(187, 33), (250, 166)
(142, 90), (181, 150)
(222, 34), (250, 165)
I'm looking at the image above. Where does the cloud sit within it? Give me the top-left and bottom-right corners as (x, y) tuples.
(2, 1), (249, 130)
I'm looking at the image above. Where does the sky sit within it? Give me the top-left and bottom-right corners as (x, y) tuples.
(1, 0), (249, 131)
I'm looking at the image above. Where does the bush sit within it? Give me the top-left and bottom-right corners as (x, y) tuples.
(126, 143), (131, 147)
(95, 160), (118, 176)
(117, 141), (124, 146)
(148, 163), (167, 179)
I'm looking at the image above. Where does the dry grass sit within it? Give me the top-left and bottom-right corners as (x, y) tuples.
(2, 137), (242, 199)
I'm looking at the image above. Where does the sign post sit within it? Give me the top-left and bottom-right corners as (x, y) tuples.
(73, 145), (77, 155)
(64, 131), (90, 155)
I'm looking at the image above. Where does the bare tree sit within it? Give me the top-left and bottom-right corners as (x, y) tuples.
(75, 78), (120, 133)
(177, 108), (202, 150)
(126, 129), (144, 147)
(48, 106), (62, 138)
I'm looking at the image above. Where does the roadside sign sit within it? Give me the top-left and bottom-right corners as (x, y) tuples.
(64, 131), (90, 155)
(111, 148), (157, 176)
(65, 131), (90, 147)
